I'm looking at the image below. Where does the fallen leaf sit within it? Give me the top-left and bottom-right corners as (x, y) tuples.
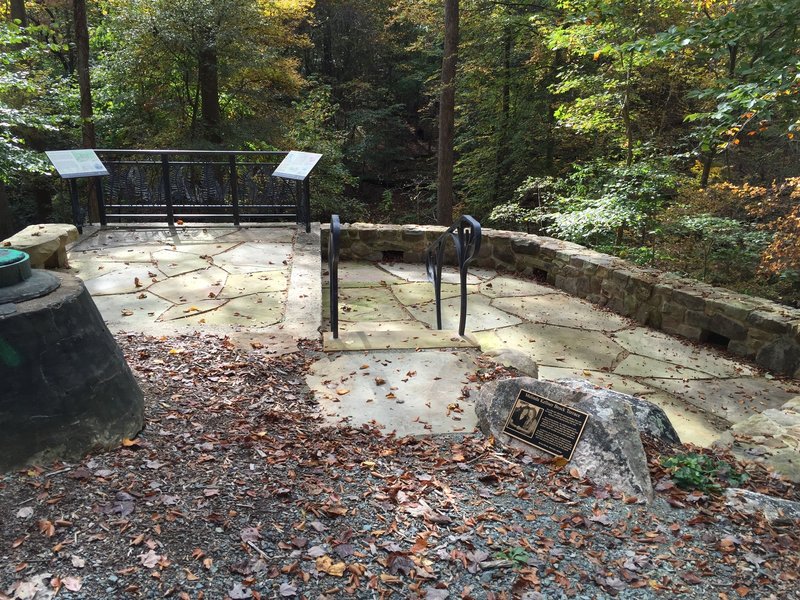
(279, 582), (298, 597)
(139, 549), (160, 569)
(71, 555), (86, 568)
(63, 576), (82, 592)
(38, 520), (55, 537)
(316, 556), (346, 577)
(228, 582), (252, 599)
(240, 527), (261, 542)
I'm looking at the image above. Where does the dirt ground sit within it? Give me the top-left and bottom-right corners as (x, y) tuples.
(1, 334), (798, 600)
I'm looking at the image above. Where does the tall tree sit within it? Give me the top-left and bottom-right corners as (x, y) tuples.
(10, 0), (26, 26)
(436, 0), (458, 225)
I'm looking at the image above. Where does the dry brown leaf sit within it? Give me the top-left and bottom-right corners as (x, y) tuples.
(316, 556), (347, 577)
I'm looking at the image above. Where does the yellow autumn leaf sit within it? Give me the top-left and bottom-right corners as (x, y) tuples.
(316, 556), (346, 577)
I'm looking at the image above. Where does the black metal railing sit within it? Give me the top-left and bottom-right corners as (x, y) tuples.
(425, 215), (482, 336)
(328, 214), (341, 339)
(90, 149), (311, 231)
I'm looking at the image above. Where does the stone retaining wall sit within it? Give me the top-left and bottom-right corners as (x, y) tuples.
(321, 222), (800, 377)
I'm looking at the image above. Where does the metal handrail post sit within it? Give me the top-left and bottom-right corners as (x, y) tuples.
(95, 177), (107, 226)
(425, 215), (481, 336)
(303, 177), (311, 233)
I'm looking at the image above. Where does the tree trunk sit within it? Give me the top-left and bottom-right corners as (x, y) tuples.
(0, 183), (15, 238)
(73, 0), (98, 221)
(544, 49), (563, 172)
(10, 0), (26, 25)
(700, 153), (713, 188)
(198, 46), (222, 143)
(621, 53), (634, 167)
(436, 0), (459, 226)
(491, 27), (512, 207)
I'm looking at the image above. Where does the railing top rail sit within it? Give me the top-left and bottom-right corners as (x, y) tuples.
(95, 149), (288, 157)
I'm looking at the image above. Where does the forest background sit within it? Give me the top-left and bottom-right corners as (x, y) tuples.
(1, 0), (799, 305)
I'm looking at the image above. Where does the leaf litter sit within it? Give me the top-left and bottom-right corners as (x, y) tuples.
(0, 333), (797, 599)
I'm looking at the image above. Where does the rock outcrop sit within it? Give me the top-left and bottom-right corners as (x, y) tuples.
(476, 378), (681, 503)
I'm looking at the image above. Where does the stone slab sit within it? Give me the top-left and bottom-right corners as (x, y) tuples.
(152, 249), (213, 277)
(613, 355), (713, 380)
(331, 261), (405, 287)
(391, 282), (478, 307)
(157, 299), (229, 321)
(325, 287), (411, 322)
(218, 271), (288, 297)
(214, 242), (292, 273)
(180, 292), (285, 328)
(84, 266), (162, 296)
(492, 294), (632, 332)
(147, 265), (228, 304)
(480, 275), (554, 298)
(407, 295), (523, 331)
(2, 224), (79, 268)
(323, 329), (479, 351)
(307, 349), (480, 435)
(491, 323), (626, 371)
(640, 376), (798, 425)
(610, 328), (753, 377)
(91, 292), (173, 331)
(379, 262), (483, 284)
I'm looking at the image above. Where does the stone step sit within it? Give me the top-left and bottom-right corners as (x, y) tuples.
(322, 328), (480, 352)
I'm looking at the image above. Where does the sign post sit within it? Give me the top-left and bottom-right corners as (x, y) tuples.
(272, 151), (322, 233)
(45, 150), (109, 233)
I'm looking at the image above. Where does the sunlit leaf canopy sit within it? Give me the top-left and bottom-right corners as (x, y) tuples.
(1, 0), (798, 302)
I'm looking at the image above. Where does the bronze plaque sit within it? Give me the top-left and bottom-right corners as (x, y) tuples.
(502, 389), (589, 461)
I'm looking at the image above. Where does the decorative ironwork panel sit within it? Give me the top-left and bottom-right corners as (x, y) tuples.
(96, 150), (299, 225)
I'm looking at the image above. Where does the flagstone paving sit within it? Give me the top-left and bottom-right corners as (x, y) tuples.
(66, 229), (799, 472)
(321, 261), (800, 449)
(66, 225), (321, 345)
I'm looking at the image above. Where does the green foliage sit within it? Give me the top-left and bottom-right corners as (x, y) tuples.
(493, 159), (680, 247)
(494, 546), (531, 567)
(286, 83), (362, 222)
(667, 214), (770, 282)
(0, 22), (64, 184)
(661, 452), (748, 495)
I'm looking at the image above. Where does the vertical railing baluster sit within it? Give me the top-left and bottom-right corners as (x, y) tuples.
(329, 215), (341, 339)
(161, 153), (174, 225)
(95, 177), (107, 226)
(229, 154), (240, 227)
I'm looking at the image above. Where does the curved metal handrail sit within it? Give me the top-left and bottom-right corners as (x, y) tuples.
(425, 215), (482, 336)
(328, 215), (341, 339)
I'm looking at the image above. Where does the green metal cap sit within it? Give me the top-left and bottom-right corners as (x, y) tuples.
(0, 249), (32, 288)
(0, 248), (26, 266)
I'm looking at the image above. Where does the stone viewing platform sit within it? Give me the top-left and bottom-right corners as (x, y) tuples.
(59, 223), (800, 482)
(322, 223), (800, 378)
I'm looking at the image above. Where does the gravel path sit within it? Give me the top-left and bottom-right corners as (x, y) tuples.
(1, 334), (798, 600)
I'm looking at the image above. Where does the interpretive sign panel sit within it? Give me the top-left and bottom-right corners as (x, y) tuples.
(46, 149), (108, 179)
(272, 151), (322, 181)
(503, 389), (589, 461)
